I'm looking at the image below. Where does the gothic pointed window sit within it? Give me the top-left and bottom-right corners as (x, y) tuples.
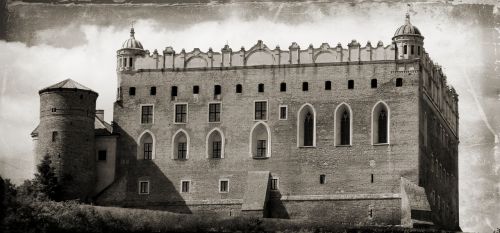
(372, 102), (390, 144)
(250, 122), (270, 158)
(340, 110), (350, 145)
(138, 131), (155, 160)
(297, 104), (316, 147)
(173, 130), (189, 160)
(207, 129), (225, 159)
(378, 110), (388, 143)
(304, 112), (313, 146)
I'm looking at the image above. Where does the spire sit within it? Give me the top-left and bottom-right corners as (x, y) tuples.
(405, 4), (411, 25)
(130, 20), (136, 38)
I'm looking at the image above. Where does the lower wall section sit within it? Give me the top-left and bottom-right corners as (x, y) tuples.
(103, 195), (402, 226)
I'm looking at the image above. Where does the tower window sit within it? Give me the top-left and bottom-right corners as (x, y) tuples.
(411, 45), (414, 55)
(319, 174), (326, 184)
(171, 86), (178, 100)
(325, 81), (332, 90)
(128, 57), (133, 67)
(174, 104), (187, 123)
(418, 46), (421, 55)
(403, 45), (407, 55)
(302, 82), (309, 91)
(371, 79), (377, 88)
(214, 85), (221, 98)
(279, 105), (288, 120)
(193, 86), (199, 94)
(280, 82), (287, 92)
(348, 80), (354, 89)
(122, 57), (127, 67)
(254, 101), (267, 120)
(181, 180), (190, 193)
(236, 84), (242, 93)
(52, 131), (58, 142)
(129, 87), (136, 96)
(371, 174), (374, 183)
(150, 86), (156, 96)
(270, 178), (279, 190)
(209, 103), (221, 122)
(98, 150), (107, 161)
(139, 181), (149, 194)
(258, 83), (265, 93)
(396, 78), (403, 87)
(141, 105), (153, 124)
(219, 179), (229, 193)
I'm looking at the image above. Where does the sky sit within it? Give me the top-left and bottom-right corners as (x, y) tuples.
(0, 2), (498, 232)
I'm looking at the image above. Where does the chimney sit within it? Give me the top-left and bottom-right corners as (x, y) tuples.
(96, 110), (104, 121)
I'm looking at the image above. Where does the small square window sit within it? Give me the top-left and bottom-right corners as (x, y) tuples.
(193, 86), (199, 94)
(98, 150), (107, 161)
(319, 174), (326, 184)
(302, 82), (309, 91)
(209, 103), (221, 122)
(219, 180), (229, 193)
(254, 101), (267, 120)
(51, 108), (56, 112)
(258, 83), (264, 93)
(325, 81), (331, 90)
(236, 84), (243, 93)
(348, 80), (354, 89)
(175, 104), (187, 123)
(129, 87), (136, 96)
(279, 105), (287, 120)
(181, 180), (190, 193)
(52, 131), (58, 142)
(150, 86), (156, 95)
(280, 83), (286, 92)
(139, 181), (149, 194)
(371, 79), (377, 88)
(270, 178), (279, 190)
(141, 105), (154, 124)
(396, 78), (403, 87)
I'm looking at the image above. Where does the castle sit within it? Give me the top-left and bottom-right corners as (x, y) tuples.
(31, 13), (460, 230)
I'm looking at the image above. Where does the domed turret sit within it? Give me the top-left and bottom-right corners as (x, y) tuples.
(392, 13), (424, 60)
(117, 27), (146, 72)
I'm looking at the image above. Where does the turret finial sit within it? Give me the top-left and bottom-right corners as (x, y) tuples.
(405, 4), (411, 24)
(130, 20), (136, 38)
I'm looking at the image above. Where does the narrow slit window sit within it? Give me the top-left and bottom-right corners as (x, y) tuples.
(52, 131), (58, 142)
(150, 86), (156, 96)
(319, 174), (326, 184)
(258, 83), (265, 93)
(270, 178), (279, 190)
(302, 82), (309, 91)
(171, 86), (178, 100)
(411, 45), (414, 55)
(236, 84), (242, 93)
(279, 106), (287, 120)
(193, 86), (199, 94)
(371, 79), (377, 88)
(418, 46), (421, 55)
(214, 85), (221, 97)
(371, 174), (374, 183)
(396, 78), (403, 87)
(280, 82), (286, 92)
(129, 87), (136, 96)
(403, 45), (407, 55)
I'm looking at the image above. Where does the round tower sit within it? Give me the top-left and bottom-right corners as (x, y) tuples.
(392, 13), (424, 60)
(36, 79), (98, 201)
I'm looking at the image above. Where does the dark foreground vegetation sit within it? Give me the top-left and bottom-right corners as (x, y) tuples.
(0, 156), (495, 232)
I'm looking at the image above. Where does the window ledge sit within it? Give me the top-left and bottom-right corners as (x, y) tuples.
(174, 158), (188, 161)
(298, 146), (316, 148)
(373, 143), (390, 146)
(173, 122), (187, 125)
(208, 121), (221, 124)
(252, 156), (270, 160)
(336, 145), (352, 147)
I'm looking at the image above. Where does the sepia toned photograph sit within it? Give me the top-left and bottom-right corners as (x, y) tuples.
(0, 0), (499, 232)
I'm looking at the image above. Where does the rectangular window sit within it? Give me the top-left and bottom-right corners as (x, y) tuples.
(175, 104), (187, 123)
(302, 82), (309, 91)
(270, 178), (279, 190)
(177, 142), (186, 159)
(129, 87), (136, 96)
(193, 85), (199, 94)
(403, 45), (408, 54)
(212, 141), (222, 158)
(209, 103), (221, 122)
(181, 180), (190, 193)
(348, 80), (354, 89)
(139, 181), (149, 194)
(51, 131), (58, 142)
(254, 101), (267, 120)
(171, 86), (178, 100)
(143, 143), (152, 160)
(141, 105), (153, 124)
(371, 79), (377, 88)
(256, 140), (267, 157)
(219, 180), (229, 193)
(371, 174), (374, 183)
(279, 105), (287, 120)
(411, 45), (414, 55)
(98, 150), (107, 161)
(418, 46), (421, 55)
(320, 174), (326, 184)
(325, 81), (331, 90)
(214, 85), (221, 96)
(150, 86), (156, 95)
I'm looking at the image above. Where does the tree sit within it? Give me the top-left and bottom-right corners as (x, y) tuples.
(32, 155), (62, 201)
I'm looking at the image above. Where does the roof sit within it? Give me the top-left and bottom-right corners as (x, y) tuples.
(121, 27), (144, 50)
(393, 13), (423, 39)
(39, 79), (96, 94)
(31, 115), (113, 138)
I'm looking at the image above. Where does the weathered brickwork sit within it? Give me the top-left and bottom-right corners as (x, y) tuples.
(32, 13), (460, 231)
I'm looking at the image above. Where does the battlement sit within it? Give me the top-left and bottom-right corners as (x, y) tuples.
(132, 40), (397, 71)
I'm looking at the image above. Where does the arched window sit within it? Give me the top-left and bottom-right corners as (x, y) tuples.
(335, 103), (352, 146)
(206, 128), (225, 159)
(258, 83), (265, 93)
(249, 122), (271, 158)
(372, 101), (390, 144)
(172, 129), (189, 160)
(236, 84), (242, 93)
(297, 103), (316, 147)
(138, 131), (155, 160)
(280, 82), (286, 92)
